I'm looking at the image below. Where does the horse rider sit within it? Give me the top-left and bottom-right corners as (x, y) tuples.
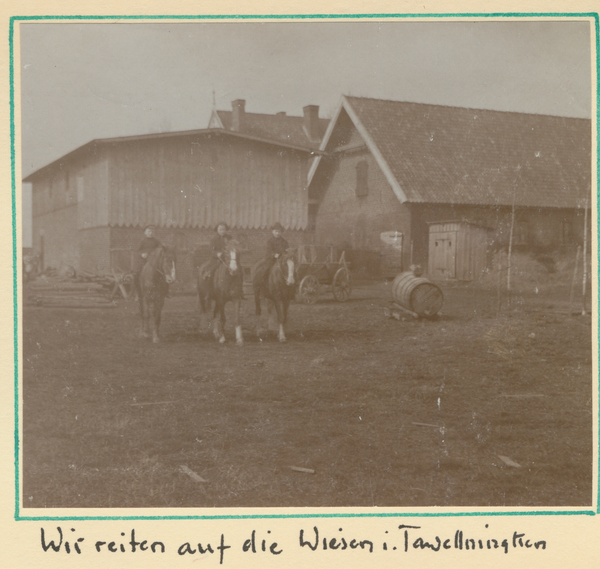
(254, 222), (289, 291)
(201, 222), (232, 282)
(134, 224), (167, 296)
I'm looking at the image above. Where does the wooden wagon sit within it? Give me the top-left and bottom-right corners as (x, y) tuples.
(296, 245), (352, 304)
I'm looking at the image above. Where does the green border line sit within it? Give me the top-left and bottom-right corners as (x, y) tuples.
(8, 12), (600, 20)
(9, 11), (19, 525)
(14, 510), (597, 522)
(10, 11), (600, 522)
(596, 10), (600, 518)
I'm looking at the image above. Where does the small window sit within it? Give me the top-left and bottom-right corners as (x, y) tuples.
(355, 160), (368, 197)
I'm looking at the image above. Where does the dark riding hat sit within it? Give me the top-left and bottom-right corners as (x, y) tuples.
(216, 222), (229, 231)
(144, 224), (156, 231)
(271, 222), (284, 232)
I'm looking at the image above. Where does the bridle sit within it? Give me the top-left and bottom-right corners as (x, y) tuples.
(153, 248), (176, 284)
(218, 243), (240, 276)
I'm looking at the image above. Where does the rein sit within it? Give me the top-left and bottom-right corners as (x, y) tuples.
(152, 249), (166, 278)
(150, 248), (173, 281)
(276, 258), (287, 280)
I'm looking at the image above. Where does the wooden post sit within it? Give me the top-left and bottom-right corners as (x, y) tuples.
(496, 251), (503, 314)
(40, 235), (45, 272)
(507, 195), (516, 307)
(581, 199), (588, 315)
(569, 245), (581, 316)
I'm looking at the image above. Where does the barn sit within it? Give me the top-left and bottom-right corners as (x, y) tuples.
(24, 100), (329, 288)
(307, 96), (591, 280)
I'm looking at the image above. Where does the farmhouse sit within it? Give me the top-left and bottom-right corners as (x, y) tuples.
(308, 96), (591, 280)
(25, 100), (329, 287)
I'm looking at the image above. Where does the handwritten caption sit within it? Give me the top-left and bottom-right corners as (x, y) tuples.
(40, 523), (547, 562)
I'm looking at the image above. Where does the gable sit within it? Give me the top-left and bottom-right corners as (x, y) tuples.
(325, 109), (367, 152)
(208, 110), (224, 129)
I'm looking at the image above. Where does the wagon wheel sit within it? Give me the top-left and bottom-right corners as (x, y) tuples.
(298, 275), (319, 304)
(332, 267), (352, 302)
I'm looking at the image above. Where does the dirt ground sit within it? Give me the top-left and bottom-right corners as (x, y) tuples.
(21, 278), (593, 509)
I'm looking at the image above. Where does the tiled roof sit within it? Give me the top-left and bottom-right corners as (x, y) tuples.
(217, 110), (329, 150)
(343, 96), (591, 209)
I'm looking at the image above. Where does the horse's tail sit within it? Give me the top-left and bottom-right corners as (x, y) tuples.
(254, 282), (262, 316)
(197, 267), (207, 312)
(252, 261), (269, 316)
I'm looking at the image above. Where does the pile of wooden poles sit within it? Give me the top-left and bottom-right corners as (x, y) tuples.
(25, 271), (133, 308)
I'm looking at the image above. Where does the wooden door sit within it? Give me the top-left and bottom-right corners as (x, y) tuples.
(429, 231), (456, 279)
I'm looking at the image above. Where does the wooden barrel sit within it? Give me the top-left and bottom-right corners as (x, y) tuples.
(391, 272), (443, 317)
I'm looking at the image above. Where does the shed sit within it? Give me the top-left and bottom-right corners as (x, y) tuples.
(427, 221), (490, 281)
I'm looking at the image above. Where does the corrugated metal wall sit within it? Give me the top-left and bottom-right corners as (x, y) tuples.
(75, 156), (110, 230)
(107, 134), (308, 230)
(78, 226), (111, 274)
(30, 150), (110, 269)
(32, 205), (78, 271)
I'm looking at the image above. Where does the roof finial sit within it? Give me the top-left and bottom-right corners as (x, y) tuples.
(212, 89), (216, 108)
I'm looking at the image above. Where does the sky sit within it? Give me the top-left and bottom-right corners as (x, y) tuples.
(19, 20), (592, 245)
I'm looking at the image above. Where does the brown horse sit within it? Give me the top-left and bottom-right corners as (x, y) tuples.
(253, 249), (297, 342)
(138, 246), (177, 343)
(197, 239), (245, 346)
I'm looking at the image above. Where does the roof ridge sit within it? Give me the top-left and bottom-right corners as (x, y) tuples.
(218, 109), (303, 119)
(23, 127), (318, 181)
(217, 109), (329, 121)
(343, 95), (591, 121)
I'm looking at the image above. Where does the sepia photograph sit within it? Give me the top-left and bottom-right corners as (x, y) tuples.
(19, 18), (594, 510)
